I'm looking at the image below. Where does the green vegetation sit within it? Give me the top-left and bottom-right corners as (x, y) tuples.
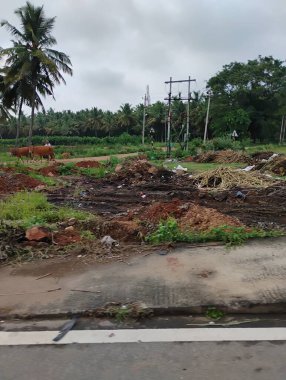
(158, 161), (245, 173)
(206, 307), (225, 320)
(146, 218), (284, 247)
(1, 2), (72, 145)
(28, 172), (57, 186)
(0, 192), (92, 229)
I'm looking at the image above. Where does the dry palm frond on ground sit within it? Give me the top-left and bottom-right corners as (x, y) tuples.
(193, 167), (274, 190)
(194, 150), (250, 164)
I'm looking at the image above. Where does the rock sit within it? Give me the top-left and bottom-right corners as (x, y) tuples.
(35, 185), (45, 191)
(115, 164), (123, 173)
(0, 251), (8, 261)
(147, 166), (159, 175)
(65, 226), (75, 232)
(25, 226), (51, 242)
(47, 172), (54, 177)
(67, 218), (76, 226)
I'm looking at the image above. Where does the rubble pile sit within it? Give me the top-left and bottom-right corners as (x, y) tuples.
(113, 158), (173, 184)
(256, 155), (286, 176)
(251, 151), (275, 162)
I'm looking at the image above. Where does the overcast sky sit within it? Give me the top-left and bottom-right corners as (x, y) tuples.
(1, 0), (286, 112)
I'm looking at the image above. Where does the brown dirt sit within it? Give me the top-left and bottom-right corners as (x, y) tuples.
(112, 158), (174, 185)
(256, 156), (286, 176)
(53, 230), (82, 246)
(0, 172), (43, 194)
(38, 163), (61, 176)
(138, 199), (186, 224)
(75, 160), (102, 168)
(179, 204), (243, 232)
(251, 151), (274, 162)
(2, 156), (286, 265)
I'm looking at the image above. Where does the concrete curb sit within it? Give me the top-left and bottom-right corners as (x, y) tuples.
(1, 302), (286, 321)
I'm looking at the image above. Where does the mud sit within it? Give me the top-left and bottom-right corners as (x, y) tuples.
(46, 174), (286, 232)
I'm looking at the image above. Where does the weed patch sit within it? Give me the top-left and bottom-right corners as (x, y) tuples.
(146, 218), (284, 246)
(0, 192), (92, 229)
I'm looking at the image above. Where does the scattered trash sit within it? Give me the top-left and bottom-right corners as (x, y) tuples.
(53, 317), (78, 342)
(101, 235), (119, 248)
(235, 191), (246, 200)
(240, 165), (255, 172)
(35, 273), (52, 280)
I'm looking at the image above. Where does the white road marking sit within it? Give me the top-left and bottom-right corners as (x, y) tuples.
(0, 328), (286, 346)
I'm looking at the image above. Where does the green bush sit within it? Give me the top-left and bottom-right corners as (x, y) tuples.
(58, 162), (75, 175)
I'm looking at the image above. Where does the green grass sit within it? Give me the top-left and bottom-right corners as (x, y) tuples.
(146, 218), (284, 247)
(153, 161), (246, 174)
(27, 173), (57, 186)
(0, 192), (93, 229)
(245, 144), (286, 154)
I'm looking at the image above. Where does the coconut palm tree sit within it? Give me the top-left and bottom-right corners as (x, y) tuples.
(1, 1), (72, 144)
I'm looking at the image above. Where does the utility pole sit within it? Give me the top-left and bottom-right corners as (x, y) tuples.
(166, 77), (172, 157)
(164, 76), (196, 156)
(186, 75), (191, 151)
(204, 91), (211, 143)
(142, 85), (150, 145)
(279, 115), (285, 144)
(142, 93), (147, 145)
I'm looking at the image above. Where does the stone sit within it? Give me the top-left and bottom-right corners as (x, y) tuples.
(25, 226), (51, 242)
(115, 164), (123, 173)
(65, 226), (75, 232)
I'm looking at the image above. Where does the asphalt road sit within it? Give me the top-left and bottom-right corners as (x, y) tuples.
(1, 340), (286, 380)
(1, 318), (286, 380)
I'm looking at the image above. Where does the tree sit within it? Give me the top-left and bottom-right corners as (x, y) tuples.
(117, 103), (135, 134)
(1, 2), (72, 144)
(207, 56), (286, 142)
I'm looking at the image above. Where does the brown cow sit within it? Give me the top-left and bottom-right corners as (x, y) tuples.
(31, 146), (55, 161)
(9, 147), (32, 161)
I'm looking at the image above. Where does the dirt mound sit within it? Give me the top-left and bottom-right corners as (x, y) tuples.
(0, 172), (43, 194)
(114, 158), (173, 184)
(183, 156), (193, 162)
(194, 150), (250, 164)
(251, 151), (274, 162)
(179, 204), (243, 232)
(53, 229), (81, 245)
(138, 199), (186, 224)
(256, 156), (286, 176)
(193, 167), (274, 189)
(101, 220), (142, 242)
(38, 163), (61, 176)
(75, 161), (102, 168)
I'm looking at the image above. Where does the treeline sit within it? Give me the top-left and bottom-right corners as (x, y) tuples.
(1, 56), (286, 143)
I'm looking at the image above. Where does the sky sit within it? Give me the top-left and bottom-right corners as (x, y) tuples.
(0, 0), (286, 112)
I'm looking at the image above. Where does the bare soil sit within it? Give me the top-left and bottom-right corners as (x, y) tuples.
(1, 157), (286, 265)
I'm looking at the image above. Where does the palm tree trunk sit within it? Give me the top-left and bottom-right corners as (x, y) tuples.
(16, 97), (23, 147)
(28, 91), (35, 146)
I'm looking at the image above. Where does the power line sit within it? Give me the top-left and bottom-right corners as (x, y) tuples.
(164, 76), (196, 156)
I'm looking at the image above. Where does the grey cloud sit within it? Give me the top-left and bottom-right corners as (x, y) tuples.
(1, 0), (286, 112)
